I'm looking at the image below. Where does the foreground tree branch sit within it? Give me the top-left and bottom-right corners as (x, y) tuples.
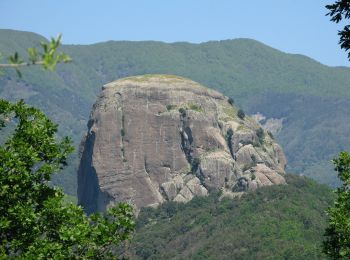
(0, 61), (45, 68)
(326, 0), (350, 60)
(0, 34), (71, 77)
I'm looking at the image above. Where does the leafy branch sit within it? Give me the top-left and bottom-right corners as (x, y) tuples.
(326, 0), (350, 60)
(0, 100), (135, 258)
(0, 34), (71, 77)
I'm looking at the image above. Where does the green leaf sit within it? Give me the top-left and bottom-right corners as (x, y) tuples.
(27, 48), (38, 64)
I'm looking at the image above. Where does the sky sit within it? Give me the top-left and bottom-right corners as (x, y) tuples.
(0, 0), (349, 67)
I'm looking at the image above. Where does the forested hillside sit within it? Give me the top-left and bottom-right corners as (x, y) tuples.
(1, 29), (349, 194)
(129, 175), (333, 259)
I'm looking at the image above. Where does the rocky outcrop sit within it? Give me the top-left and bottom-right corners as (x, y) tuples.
(78, 75), (287, 213)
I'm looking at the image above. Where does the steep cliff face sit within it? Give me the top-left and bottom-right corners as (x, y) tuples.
(78, 75), (287, 213)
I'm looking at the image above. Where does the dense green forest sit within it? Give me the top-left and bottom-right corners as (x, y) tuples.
(129, 174), (333, 259)
(1, 29), (350, 194)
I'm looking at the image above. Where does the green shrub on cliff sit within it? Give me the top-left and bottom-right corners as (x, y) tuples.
(237, 108), (245, 119)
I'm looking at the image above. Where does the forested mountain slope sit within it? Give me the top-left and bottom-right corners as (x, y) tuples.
(1, 29), (349, 194)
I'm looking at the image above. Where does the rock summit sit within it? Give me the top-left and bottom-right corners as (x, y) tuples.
(78, 75), (287, 213)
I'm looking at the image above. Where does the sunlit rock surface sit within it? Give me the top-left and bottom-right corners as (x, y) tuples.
(78, 75), (287, 213)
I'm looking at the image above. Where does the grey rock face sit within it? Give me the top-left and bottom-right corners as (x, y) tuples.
(78, 75), (287, 213)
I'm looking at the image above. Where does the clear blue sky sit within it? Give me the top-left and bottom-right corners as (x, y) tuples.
(0, 0), (349, 67)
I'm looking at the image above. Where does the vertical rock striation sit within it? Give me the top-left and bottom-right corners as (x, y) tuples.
(78, 75), (287, 213)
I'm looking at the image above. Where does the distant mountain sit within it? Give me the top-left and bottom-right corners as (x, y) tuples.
(1, 29), (349, 194)
(129, 175), (333, 259)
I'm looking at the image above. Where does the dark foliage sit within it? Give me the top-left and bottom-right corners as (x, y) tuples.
(179, 107), (186, 117)
(237, 108), (245, 119)
(228, 97), (234, 105)
(326, 0), (350, 59)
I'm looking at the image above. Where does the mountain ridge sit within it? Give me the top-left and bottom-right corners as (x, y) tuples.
(2, 28), (338, 68)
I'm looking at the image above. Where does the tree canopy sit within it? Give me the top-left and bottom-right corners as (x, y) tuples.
(326, 0), (350, 59)
(0, 100), (135, 258)
(323, 152), (350, 258)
